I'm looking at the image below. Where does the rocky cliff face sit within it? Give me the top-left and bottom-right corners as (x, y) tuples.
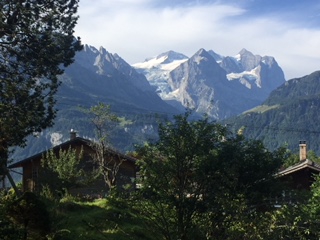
(59, 44), (179, 114)
(223, 49), (285, 99)
(168, 49), (228, 118)
(12, 44), (286, 160)
(133, 48), (285, 119)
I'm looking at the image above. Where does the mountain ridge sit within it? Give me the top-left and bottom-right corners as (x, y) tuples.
(12, 44), (291, 160)
(134, 48), (285, 119)
(224, 70), (320, 154)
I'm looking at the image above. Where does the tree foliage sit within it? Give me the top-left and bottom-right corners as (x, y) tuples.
(40, 146), (98, 194)
(0, 191), (24, 239)
(82, 103), (119, 142)
(255, 174), (320, 240)
(135, 112), (286, 239)
(82, 103), (124, 190)
(0, 0), (82, 191)
(7, 192), (51, 240)
(0, 0), (82, 148)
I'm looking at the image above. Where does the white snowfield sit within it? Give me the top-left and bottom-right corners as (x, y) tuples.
(133, 52), (188, 100)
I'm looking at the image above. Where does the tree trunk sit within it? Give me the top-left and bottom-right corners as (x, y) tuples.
(6, 170), (20, 196)
(0, 141), (20, 196)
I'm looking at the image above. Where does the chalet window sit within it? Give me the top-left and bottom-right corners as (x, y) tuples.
(32, 167), (38, 178)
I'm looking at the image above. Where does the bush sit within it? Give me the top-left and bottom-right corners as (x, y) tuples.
(7, 192), (51, 239)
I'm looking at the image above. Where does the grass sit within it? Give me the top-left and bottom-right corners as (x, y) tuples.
(243, 104), (280, 114)
(49, 197), (157, 240)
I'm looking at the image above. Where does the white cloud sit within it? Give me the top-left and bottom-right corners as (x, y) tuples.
(74, 0), (320, 79)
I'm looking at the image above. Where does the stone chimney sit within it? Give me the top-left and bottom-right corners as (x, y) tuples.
(299, 140), (307, 161)
(70, 129), (77, 140)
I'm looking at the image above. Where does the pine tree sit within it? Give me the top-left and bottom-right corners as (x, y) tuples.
(0, 0), (82, 193)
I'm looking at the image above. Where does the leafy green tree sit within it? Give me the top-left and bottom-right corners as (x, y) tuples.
(0, 191), (23, 239)
(282, 150), (299, 168)
(7, 192), (51, 240)
(250, 150), (320, 240)
(0, 0), (82, 193)
(135, 112), (227, 239)
(40, 146), (98, 195)
(82, 103), (125, 191)
(283, 150), (320, 168)
(259, 180), (319, 240)
(305, 150), (320, 163)
(201, 135), (286, 239)
(135, 112), (286, 240)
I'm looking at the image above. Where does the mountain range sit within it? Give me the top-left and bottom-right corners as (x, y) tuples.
(13, 43), (320, 161)
(58, 44), (178, 114)
(133, 48), (285, 119)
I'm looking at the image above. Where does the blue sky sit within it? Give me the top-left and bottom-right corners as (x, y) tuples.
(74, 0), (320, 79)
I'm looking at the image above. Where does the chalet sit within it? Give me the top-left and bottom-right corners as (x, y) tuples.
(8, 131), (137, 195)
(277, 141), (320, 190)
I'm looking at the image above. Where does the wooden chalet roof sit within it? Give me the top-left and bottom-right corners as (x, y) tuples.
(9, 137), (137, 169)
(276, 159), (320, 177)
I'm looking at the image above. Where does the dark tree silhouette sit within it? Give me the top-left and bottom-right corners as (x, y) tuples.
(0, 0), (82, 193)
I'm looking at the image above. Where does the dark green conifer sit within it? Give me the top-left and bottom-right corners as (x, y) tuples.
(0, 0), (82, 193)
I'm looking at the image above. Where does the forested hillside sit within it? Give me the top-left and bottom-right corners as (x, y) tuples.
(224, 71), (320, 154)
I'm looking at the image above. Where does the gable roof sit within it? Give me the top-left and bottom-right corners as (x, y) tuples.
(9, 137), (136, 169)
(276, 159), (320, 177)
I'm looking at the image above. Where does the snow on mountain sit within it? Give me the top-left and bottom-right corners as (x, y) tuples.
(132, 48), (285, 119)
(221, 49), (263, 89)
(220, 49), (284, 93)
(133, 51), (188, 100)
(226, 67), (261, 89)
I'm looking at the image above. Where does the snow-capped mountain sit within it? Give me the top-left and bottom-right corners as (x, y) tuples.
(133, 51), (188, 99)
(133, 48), (285, 119)
(221, 48), (285, 95)
(13, 44), (286, 160)
(13, 45), (182, 160)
